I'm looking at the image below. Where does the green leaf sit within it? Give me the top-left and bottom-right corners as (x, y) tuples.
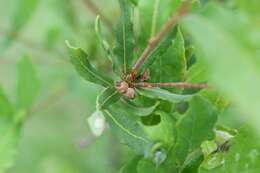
(0, 0), (39, 51)
(103, 106), (153, 155)
(17, 55), (40, 110)
(182, 4), (260, 133)
(43, 26), (61, 50)
(129, 0), (138, 6)
(0, 123), (20, 173)
(201, 141), (217, 157)
(143, 111), (175, 148)
(97, 87), (121, 110)
(95, 16), (114, 64)
(200, 126), (260, 173)
(0, 87), (13, 116)
(114, 0), (135, 74)
(168, 27), (187, 81)
(152, 27), (186, 84)
(137, 88), (193, 103)
(235, 0), (260, 18)
(66, 41), (113, 87)
(0, 110), (26, 173)
(120, 100), (160, 117)
(120, 156), (141, 173)
(140, 30), (176, 74)
(167, 96), (218, 172)
(51, 0), (77, 28)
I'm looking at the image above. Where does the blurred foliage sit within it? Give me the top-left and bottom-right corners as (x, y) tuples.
(0, 0), (260, 173)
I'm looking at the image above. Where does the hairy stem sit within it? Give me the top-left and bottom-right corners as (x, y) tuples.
(133, 82), (208, 89)
(132, 1), (191, 72)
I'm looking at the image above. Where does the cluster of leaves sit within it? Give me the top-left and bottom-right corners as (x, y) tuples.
(67, 0), (260, 172)
(0, 56), (39, 173)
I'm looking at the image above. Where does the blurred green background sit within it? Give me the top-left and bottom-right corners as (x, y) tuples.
(1, 0), (260, 172)
(0, 0), (133, 173)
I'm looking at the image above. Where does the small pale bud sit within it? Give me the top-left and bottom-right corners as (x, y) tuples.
(116, 81), (129, 94)
(141, 69), (150, 81)
(124, 88), (135, 99)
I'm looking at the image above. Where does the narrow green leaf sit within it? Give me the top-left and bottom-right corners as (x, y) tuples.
(66, 41), (113, 87)
(137, 88), (193, 103)
(95, 16), (114, 64)
(97, 87), (121, 110)
(0, 123), (20, 173)
(0, 110), (26, 173)
(114, 0), (135, 74)
(140, 30), (176, 74)
(120, 99), (159, 117)
(103, 106), (153, 155)
(167, 96), (218, 172)
(0, 87), (13, 116)
(43, 26), (61, 50)
(0, 0), (39, 51)
(17, 55), (40, 110)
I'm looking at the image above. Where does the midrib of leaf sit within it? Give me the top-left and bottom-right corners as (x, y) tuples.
(123, 22), (127, 73)
(104, 110), (150, 143)
(99, 90), (118, 108)
(78, 52), (111, 86)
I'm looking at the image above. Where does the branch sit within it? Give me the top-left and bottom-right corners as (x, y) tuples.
(83, 0), (113, 32)
(133, 82), (208, 89)
(30, 88), (67, 114)
(132, 1), (191, 72)
(0, 27), (66, 60)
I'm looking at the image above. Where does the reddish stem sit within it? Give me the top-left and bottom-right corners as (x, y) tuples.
(133, 82), (208, 89)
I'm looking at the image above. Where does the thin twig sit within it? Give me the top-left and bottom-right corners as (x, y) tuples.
(133, 82), (208, 89)
(30, 88), (67, 114)
(83, 0), (113, 32)
(132, 1), (191, 73)
(0, 27), (66, 59)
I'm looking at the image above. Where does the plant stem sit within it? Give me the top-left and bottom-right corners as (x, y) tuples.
(0, 27), (66, 59)
(133, 82), (208, 89)
(83, 0), (113, 32)
(132, 1), (191, 73)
